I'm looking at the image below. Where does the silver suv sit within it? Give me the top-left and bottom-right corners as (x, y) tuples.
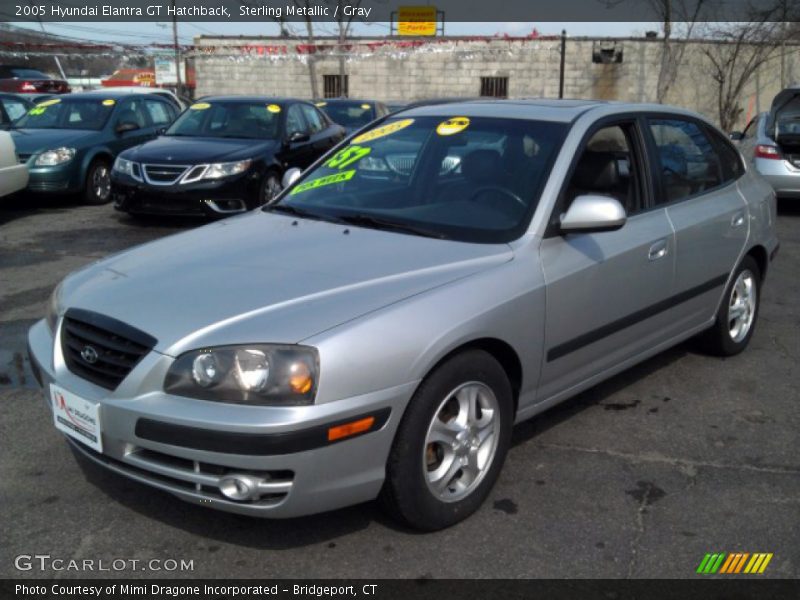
(29, 100), (779, 530)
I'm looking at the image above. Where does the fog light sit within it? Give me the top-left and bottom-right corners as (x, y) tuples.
(219, 474), (259, 501)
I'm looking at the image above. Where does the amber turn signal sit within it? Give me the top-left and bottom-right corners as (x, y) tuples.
(328, 416), (375, 442)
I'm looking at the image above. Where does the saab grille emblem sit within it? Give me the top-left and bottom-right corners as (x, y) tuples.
(81, 345), (99, 364)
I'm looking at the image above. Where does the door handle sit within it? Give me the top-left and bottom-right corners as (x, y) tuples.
(648, 239), (669, 261)
(731, 212), (746, 228)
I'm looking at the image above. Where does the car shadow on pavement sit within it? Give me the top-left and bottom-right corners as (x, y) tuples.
(0, 193), (78, 226)
(510, 341), (691, 448)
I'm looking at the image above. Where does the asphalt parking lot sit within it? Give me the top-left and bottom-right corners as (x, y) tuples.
(1, 196), (798, 580)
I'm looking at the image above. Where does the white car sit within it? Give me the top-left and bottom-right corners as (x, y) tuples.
(0, 130), (28, 197)
(84, 87), (189, 110)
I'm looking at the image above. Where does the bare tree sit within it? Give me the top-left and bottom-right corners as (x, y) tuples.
(330, 0), (364, 98)
(700, 1), (799, 130)
(649, 0), (708, 103)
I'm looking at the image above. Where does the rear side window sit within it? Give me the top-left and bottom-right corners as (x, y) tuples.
(144, 99), (172, 125)
(1, 97), (29, 121)
(301, 105), (325, 134)
(705, 126), (744, 182)
(648, 118), (723, 204)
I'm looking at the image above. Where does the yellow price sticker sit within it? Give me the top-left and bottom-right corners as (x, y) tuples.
(102, 99), (116, 106)
(351, 118), (414, 144)
(190, 102), (211, 110)
(315, 101), (327, 107)
(436, 117), (470, 136)
(267, 104), (281, 113)
(36, 98), (61, 108)
(360, 103), (371, 110)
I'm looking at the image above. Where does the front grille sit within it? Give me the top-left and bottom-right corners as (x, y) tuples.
(143, 163), (189, 185)
(61, 308), (156, 390)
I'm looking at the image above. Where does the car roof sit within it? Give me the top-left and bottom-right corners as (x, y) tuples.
(54, 90), (171, 101)
(85, 87), (176, 95)
(317, 98), (378, 104)
(396, 98), (704, 123)
(197, 96), (307, 104)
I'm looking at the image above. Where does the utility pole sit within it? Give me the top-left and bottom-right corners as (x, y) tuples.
(29, 0), (66, 81)
(559, 30), (566, 99)
(171, 0), (183, 95)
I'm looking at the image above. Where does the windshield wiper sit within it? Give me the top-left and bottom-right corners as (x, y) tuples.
(266, 204), (345, 224)
(336, 214), (447, 239)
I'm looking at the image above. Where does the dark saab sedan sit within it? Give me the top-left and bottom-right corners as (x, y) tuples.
(112, 97), (345, 217)
(315, 99), (389, 135)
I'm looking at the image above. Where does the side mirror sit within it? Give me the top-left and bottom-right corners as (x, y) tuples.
(287, 131), (310, 144)
(560, 195), (626, 234)
(282, 167), (302, 189)
(116, 122), (140, 134)
(729, 131), (744, 141)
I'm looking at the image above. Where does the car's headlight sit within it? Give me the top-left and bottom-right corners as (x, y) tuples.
(358, 156), (389, 172)
(201, 159), (252, 180)
(34, 147), (75, 166)
(113, 156), (140, 179)
(46, 282), (63, 333)
(164, 344), (318, 405)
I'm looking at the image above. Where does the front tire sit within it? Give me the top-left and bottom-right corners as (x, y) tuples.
(380, 350), (513, 531)
(83, 159), (112, 205)
(259, 171), (283, 205)
(698, 256), (761, 356)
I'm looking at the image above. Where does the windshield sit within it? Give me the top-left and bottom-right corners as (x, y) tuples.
(270, 116), (567, 243)
(14, 98), (114, 130)
(166, 101), (281, 139)
(319, 102), (375, 129)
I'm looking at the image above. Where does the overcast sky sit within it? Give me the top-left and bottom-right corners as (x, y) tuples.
(11, 21), (661, 45)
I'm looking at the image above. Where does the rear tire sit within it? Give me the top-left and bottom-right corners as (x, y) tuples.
(697, 256), (761, 356)
(380, 350), (513, 531)
(83, 159), (112, 205)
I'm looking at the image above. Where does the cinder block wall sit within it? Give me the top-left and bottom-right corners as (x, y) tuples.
(193, 36), (800, 129)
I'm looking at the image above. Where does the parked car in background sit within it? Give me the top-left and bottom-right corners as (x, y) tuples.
(84, 87), (189, 111)
(11, 91), (179, 204)
(0, 93), (32, 128)
(0, 65), (70, 95)
(315, 98), (389, 134)
(30, 100), (777, 530)
(0, 130), (28, 198)
(385, 101), (408, 113)
(732, 87), (800, 199)
(112, 96), (345, 217)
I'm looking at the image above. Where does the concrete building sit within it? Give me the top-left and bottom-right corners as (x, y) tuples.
(193, 35), (800, 129)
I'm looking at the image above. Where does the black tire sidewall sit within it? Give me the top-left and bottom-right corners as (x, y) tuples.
(382, 350), (514, 531)
(84, 159), (111, 205)
(259, 171), (281, 205)
(713, 256), (761, 355)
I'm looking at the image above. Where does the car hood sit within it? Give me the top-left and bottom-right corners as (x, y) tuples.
(123, 136), (278, 163)
(10, 128), (97, 153)
(60, 212), (513, 356)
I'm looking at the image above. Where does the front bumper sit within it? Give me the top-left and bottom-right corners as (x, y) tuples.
(28, 318), (414, 518)
(0, 163), (28, 197)
(112, 172), (260, 217)
(24, 162), (83, 194)
(754, 157), (800, 198)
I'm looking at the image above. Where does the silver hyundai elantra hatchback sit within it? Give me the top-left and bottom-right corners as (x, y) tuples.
(29, 100), (779, 530)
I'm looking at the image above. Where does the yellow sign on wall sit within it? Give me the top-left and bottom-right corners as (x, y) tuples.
(397, 6), (437, 36)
